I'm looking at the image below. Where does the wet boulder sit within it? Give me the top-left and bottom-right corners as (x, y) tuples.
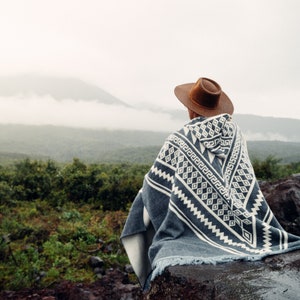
(146, 250), (300, 299)
(262, 175), (300, 236)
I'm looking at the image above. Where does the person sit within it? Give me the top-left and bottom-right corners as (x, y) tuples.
(120, 77), (300, 290)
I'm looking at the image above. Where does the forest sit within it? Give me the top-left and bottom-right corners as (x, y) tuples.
(0, 157), (300, 291)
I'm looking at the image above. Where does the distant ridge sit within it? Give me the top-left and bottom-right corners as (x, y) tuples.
(0, 124), (299, 165)
(0, 124), (168, 163)
(233, 114), (300, 142)
(0, 74), (128, 106)
(166, 110), (300, 142)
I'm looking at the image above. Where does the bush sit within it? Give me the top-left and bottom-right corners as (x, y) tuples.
(0, 158), (149, 210)
(252, 155), (291, 180)
(12, 159), (60, 201)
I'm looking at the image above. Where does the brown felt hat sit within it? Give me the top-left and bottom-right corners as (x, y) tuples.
(174, 77), (234, 117)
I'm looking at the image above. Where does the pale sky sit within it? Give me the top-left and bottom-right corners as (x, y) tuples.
(0, 0), (299, 130)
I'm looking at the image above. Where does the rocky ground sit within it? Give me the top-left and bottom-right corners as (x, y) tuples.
(1, 175), (300, 300)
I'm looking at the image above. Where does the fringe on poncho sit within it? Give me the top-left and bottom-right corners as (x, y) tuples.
(121, 114), (300, 289)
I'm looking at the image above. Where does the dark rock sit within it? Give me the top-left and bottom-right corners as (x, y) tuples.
(125, 264), (134, 274)
(261, 176), (300, 236)
(94, 267), (105, 275)
(145, 250), (300, 299)
(0, 270), (143, 300)
(104, 243), (114, 253)
(89, 256), (104, 268)
(292, 173), (300, 180)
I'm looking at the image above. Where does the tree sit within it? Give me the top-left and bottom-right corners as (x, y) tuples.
(252, 155), (284, 180)
(12, 159), (59, 201)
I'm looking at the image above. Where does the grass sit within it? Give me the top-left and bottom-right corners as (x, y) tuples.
(0, 200), (130, 291)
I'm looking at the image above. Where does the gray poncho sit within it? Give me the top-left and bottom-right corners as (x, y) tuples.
(121, 114), (300, 289)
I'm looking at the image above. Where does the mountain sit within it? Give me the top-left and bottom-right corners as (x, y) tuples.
(0, 74), (299, 142)
(0, 124), (299, 165)
(0, 124), (168, 164)
(0, 74), (128, 106)
(167, 110), (300, 142)
(233, 114), (300, 142)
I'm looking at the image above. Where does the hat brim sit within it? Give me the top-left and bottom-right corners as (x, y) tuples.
(174, 83), (234, 117)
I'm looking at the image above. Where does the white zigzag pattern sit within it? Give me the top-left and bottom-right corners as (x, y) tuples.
(251, 190), (264, 216)
(151, 166), (173, 183)
(172, 186), (264, 254)
(262, 223), (272, 250)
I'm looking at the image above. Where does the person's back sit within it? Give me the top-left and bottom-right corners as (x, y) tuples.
(121, 77), (300, 290)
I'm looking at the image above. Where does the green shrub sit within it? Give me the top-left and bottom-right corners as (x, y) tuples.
(252, 155), (292, 180)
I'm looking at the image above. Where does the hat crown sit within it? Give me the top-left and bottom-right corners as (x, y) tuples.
(174, 76), (234, 117)
(189, 78), (221, 109)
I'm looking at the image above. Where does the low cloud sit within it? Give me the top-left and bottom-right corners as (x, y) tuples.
(0, 95), (183, 132)
(243, 131), (289, 142)
(1, 95), (296, 142)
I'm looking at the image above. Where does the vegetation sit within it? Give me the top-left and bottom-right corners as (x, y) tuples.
(0, 159), (149, 290)
(0, 159), (150, 210)
(0, 157), (299, 291)
(252, 155), (300, 180)
(0, 200), (129, 290)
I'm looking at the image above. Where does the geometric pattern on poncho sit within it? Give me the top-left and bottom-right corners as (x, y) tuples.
(147, 114), (298, 256)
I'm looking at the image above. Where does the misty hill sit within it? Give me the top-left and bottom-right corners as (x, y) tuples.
(0, 124), (168, 164)
(0, 74), (127, 105)
(233, 114), (300, 142)
(0, 124), (299, 165)
(0, 74), (299, 142)
(168, 110), (300, 142)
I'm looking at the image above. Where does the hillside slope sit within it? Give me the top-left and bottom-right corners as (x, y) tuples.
(0, 125), (299, 164)
(0, 74), (127, 105)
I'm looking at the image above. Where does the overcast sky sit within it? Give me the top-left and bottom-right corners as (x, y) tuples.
(0, 0), (299, 130)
